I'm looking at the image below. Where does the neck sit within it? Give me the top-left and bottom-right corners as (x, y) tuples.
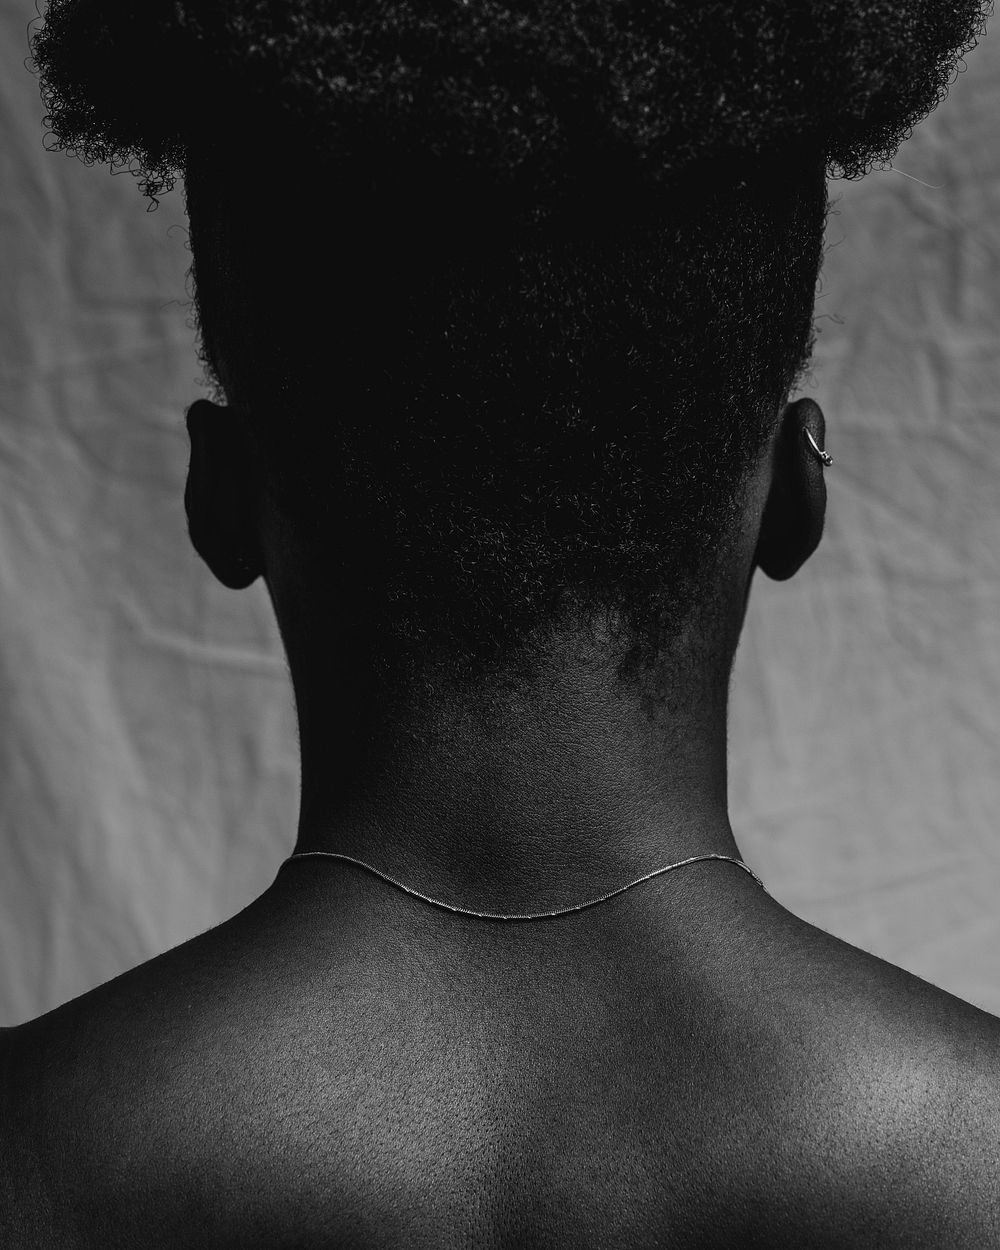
(280, 623), (749, 925)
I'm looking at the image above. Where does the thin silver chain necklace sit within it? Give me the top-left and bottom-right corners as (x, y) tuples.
(281, 850), (767, 921)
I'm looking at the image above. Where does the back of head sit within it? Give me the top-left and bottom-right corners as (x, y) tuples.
(29, 0), (992, 704)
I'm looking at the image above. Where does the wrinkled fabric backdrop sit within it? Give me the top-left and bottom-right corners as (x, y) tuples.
(1, 5), (998, 1027)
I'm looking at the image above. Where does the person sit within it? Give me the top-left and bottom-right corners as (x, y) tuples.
(2, 0), (998, 1244)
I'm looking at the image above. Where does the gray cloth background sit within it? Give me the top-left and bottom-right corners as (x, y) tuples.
(2, 4), (998, 1026)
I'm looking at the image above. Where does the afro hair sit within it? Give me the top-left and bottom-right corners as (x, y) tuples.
(29, 1), (993, 204)
(28, 1), (994, 699)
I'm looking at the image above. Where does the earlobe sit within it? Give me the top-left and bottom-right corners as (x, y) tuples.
(184, 398), (264, 590)
(754, 397), (829, 582)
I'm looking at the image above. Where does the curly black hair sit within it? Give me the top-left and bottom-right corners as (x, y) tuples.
(29, 1), (993, 700)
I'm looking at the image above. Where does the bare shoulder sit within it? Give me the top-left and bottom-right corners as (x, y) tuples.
(3, 902), (1000, 1247)
(754, 910), (1000, 1243)
(0, 910), (316, 1248)
(0, 1024), (63, 1247)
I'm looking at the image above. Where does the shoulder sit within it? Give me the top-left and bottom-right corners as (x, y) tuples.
(0, 998), (297, 1248)
(3, 908), (1000, 1248)
(0, 924), (388, 1249)
(0, 1025), (64, 1248)
(0, 923), (299, 1247)
(753, 914), (1000, 1242)
(820, 1012), (1000, 1245)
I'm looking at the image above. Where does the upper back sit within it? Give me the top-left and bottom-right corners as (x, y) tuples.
(3, 897), (1000, 1247)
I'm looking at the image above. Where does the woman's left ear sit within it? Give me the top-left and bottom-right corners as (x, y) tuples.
(184, 398), (264, 590)
(753, 397), (829, 582)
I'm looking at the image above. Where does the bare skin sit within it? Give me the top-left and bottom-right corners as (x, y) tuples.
(2, 396), (999, 1246)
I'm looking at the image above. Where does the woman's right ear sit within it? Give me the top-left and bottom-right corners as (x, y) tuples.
(184, 398), (264, 590)
(753, 398), (829, 582)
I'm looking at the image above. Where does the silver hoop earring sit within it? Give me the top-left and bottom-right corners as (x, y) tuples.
(804, 428), (833, 467)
